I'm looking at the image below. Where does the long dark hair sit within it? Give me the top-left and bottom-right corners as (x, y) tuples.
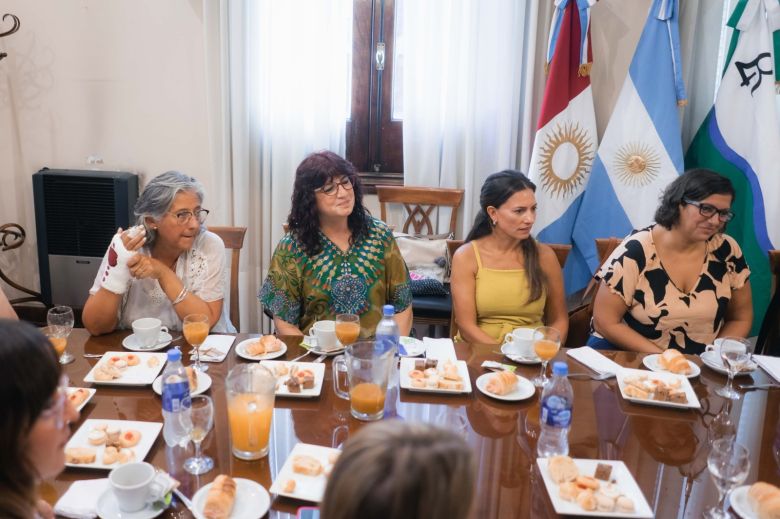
(0, 319), (61, 519)
(466, 170), (545, 302)
(322, 421), (475, 519)
(655, 168), (735, 229)
(287, 151), (372, 256)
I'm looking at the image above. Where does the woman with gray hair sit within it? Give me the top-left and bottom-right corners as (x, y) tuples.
(83, 171), (234, 334)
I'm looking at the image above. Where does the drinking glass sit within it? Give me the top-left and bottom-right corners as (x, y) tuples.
(332, 340), (395, 421)
(704, 439), (750, 519)
(335, 313), (361, 346)
(184, 395), (214, 475)
(47, 306), (74, 364)
(183, 314), (210, 372)
(716, 337), (752, 400)
(531, 326), (561, 387)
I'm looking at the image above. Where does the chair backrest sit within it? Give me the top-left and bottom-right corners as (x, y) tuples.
(376, 185), (465, 237)
(548, 243), (571, 268)
(209, 226), (247, 331)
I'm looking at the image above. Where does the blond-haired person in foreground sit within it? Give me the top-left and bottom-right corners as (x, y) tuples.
(321, 421), (475, 519)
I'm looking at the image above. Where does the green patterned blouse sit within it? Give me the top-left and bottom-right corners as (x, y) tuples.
(260, 217), (412, 336)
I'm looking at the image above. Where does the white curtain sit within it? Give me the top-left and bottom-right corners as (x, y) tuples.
(401, 0), (545, 238)
(204, 0), (352, 332)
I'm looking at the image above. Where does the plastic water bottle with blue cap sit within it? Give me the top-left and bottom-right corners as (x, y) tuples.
(161, 347), (192, 447)
(537, 361), (573, 457)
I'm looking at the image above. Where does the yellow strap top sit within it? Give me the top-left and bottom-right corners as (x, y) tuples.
(471, 241), (545, 342)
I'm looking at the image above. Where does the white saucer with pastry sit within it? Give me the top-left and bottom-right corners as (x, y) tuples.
(475, 370), (535, 401)
(642, 349), (701, 378)
(235, 335), (288, 361)
(192, 474), (271, 519)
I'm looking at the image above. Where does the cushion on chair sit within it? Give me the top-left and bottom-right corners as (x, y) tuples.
(412, 290), (452, 319)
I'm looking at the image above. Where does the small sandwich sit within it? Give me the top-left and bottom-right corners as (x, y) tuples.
(548, 455), (579, 484)
(658, 349), (691, 375)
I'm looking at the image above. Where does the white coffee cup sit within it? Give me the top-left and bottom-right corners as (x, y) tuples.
(309, 320), (338, 351)
(109, 462), (167, 512)
(502, 327), (536, 358)
(131, 318), (168, 349)
(706, 337), (749, 358)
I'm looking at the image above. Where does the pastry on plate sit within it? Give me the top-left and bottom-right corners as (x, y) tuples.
(203, 474), (237, 519)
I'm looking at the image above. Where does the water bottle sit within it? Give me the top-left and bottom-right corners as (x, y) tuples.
(375, 304), (400, 352)
(161, 348), (192, 447)
(375, 304), (400, 388)
(537, 361), (573, 457)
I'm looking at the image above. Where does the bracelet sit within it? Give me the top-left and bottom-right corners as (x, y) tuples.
(172, 287), (188, 305)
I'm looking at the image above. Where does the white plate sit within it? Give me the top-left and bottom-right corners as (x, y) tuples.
(730, 485), (755, 519)
(476, 373), (536, 401)
(192, 478), (270, 519)
(84, 352), (168, 386)
(301, 336), (346, 356)
(64, 419), (162, 470)
(152, 371), (212, 396)
(642, 354), (701, 379)
(398, 357), (472, 394)
(616, 367), (701, 410)
(66, 387), (96, 412)
(122, 332), (173, 352)
(399, 336), (425, 356)
(260, 360), (325, 398)
(500, 343), (542, 365)
(700, 350), (757, 376)
(96, 488), (165, 519)
(235, 337), (288, 361)
(269, 443), (341, 502)
(536, 458), (654, 518)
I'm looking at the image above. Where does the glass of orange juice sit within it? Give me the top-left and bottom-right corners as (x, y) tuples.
(41, 325), (69, 363)
(183, 313), (210, 372)
(531, 326), (561, 387)
(226, 364), (276, 460)
(47, 306), (74, 364)
(335, 313), (361, 346)
(332, 340), (395, 421)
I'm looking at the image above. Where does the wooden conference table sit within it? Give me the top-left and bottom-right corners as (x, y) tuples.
(43, 330), (780, 518)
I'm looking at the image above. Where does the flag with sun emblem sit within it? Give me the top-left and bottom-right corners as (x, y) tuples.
(685, 0), (780, 333)
(529, 0), (597, 254)
(567, 0), (687, 293)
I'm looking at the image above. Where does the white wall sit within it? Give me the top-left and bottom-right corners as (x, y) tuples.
(0, 0), (213, 299)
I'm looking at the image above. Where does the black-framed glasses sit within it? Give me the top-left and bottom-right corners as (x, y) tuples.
(683, 199), (734, 222)
(168, 208), (210, 225)
(315, 177), (353, 196)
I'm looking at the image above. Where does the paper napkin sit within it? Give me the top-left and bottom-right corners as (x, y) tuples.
(189, 334), (235, 362)
(422, 338), (457, 362)
(566, 346), (622, 375)
(754, 355), (780, 383)
(54, 478), (110, 519)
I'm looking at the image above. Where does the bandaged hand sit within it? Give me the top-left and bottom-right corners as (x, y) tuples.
(99, 226), (145, 294)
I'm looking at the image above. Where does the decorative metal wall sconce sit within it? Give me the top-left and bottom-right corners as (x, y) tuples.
(0, 14), (21, 62)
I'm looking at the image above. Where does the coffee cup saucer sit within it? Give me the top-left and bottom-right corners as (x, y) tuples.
(500, 343), (541, 365)
(122, 332), (173, 352)
(96, 488), (165, 519)
(301, 336), (346, 355)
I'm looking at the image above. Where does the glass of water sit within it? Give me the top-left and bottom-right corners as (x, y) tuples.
(183, 395), (214, 474)
(704, 439), (749, 518)
(716, 337), (752, 400)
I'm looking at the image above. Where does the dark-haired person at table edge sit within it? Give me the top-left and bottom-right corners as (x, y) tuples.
(451, 170), (568, 344)
(260, 151), (412, 337)
(82, 171), (234, 335)
(589, 169), (752, 354)
(0, 319), (79, 519)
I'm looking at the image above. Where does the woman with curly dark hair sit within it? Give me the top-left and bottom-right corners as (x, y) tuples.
(0, 319), (79, 518)
(260, 151), (412, 336)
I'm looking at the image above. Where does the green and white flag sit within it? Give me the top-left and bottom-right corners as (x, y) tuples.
(685, 0), (780, 333)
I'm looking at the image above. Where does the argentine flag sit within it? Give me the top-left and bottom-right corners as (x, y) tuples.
(568, 0), (687, 292)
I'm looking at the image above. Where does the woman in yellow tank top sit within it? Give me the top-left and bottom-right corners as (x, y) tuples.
(451, 171), (568, 344)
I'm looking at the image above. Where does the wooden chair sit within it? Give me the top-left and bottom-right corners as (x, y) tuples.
(564, 237), (621, 349)
(448, 241), (571, 339)
(377, 186), (465, 335)
(757, 250), (780, 355)
(209, 226), (247, 331)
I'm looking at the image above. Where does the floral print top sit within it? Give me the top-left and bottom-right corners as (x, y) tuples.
(260, 218), (412, 336)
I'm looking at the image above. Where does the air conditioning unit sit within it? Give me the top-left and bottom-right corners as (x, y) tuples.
(33, 168), (139, 308)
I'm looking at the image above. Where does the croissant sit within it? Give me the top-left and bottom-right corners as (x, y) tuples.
(659, 349), (691, 375)
(749, 482), (780, 519)
(485, 371), (517, 395)
(203, 475), (237, 519)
